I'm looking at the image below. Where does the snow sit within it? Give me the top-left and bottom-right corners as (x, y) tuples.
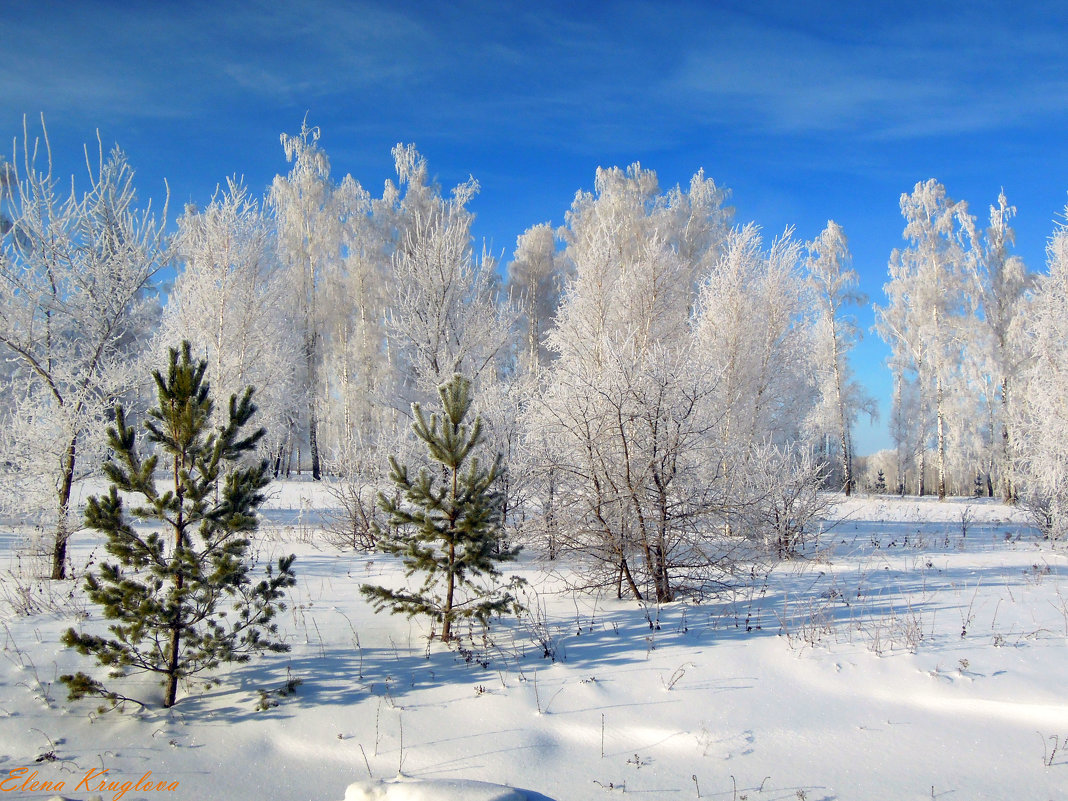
(342, 776), (532, 801)
(2, 486), (1066, 800)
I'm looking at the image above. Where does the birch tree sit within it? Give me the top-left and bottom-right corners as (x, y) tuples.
(532, 165), (737, 601)
(506, 223), (570, 377)
(160, 179), (302, 466)
(1016, 206), (1068, 535)
(388, 195), (512, 404)
(380, 144), (517, 475)
(694, 225), (815, 459)
(0, 121), (167, 578)
(875, 179), (979, 499)
(975, 192), (1032, 501)
(319, 177), (386, 461)
(269, 120), (357, 479)
(323, 145), (515, 547)
(804, 221), (875, 495)
(692, 224), (822, 544)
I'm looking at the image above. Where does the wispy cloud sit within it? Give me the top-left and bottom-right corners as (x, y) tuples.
(2, 0), (1066, 153)
(662, 2), (1068, 138)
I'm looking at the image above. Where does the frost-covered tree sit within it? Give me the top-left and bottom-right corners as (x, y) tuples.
(371, 144), (522, 541)
(532, 165), (742, 601)
(319, 144), (518, 550)
(694, 225), (816, 459)
(160, 179), (302, 467)
(692, 224), (822, 539)
(886, 370), (925, 495)
(1015, 206), (1068, 535)
(0, 121), (166, 578)
(539, 329), (722, 601)
(502, 224), (572, 551)
(804, 221), (875, 495)
(0, 154), (12, 235)
(385, 147), (513, 408)
(875, 180), (979, 500)
(361, 374), (521, 642)
(320, 182), (388, 460)
(61, 343), (296, 708)
(974, 192), (1032, 501)
(506, 223), (570, 377)
(269, 120), (363, 479)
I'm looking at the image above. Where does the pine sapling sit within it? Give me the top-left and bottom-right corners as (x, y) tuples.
(361, 374), (523, 642)
(61, 342), (296, 709)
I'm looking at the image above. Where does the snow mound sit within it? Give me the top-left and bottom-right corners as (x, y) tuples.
(343, 776), (535, 801)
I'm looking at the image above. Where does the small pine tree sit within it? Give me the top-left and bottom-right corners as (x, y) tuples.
(874, 469), (887, 494)
(361, 374), (522, 642)
(61, 343), (296, 709)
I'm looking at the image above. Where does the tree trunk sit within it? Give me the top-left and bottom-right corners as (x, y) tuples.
(442, 463), (460, 642)
(620, 556), (642, 601)
(51, 434), (78, 580)
(442, 542), (455, 642)
(306, 298), (321, 479)
(654, 481), (672, 603)
(1000, 376), (1015, 503)
(829, 318), (852, 496)
(51, 512), (69, 581)
(840, 426), (852, 497)
(309, 407), (321, 480)
(917, 445), (925, 497)
(164, 611), (182, 708)
(546, 468), (556, 560)
(165, 449), (188, 709)
(936, 375), (947, 501)
(528, 266), (540, 375)
(893, 373), (907, 496)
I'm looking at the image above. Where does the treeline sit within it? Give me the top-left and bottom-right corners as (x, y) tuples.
(2, 119), (1066, 595)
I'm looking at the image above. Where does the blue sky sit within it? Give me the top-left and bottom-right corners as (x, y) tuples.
(3, 0), (1066, 453)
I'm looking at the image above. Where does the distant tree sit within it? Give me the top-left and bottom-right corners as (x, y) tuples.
(533, 164), (736, 602)
(974, 192), (1032, 502)
(0, 154), (12, 235)
(385, 149), (513, 407)
(61, 343), (296, 708)
(270, 120), (360, 479)
(876, 179), (979, 500)
(361, 374), (522, 642)
(507, 223), (570, 377)
(873, 469), (888, 494)
(692, 224), (822, 548)
(0, 120), (167, 579)
(1016, 205), (1068, 536)
(804, 221), (876, 495)
(161, 178), (302, 465)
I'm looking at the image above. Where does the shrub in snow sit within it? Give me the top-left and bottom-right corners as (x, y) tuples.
(361, 374), (523, 643)
(61, 342), (296, 709)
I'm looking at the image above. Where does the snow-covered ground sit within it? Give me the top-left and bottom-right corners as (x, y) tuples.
(1, 484), (1066, 801)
